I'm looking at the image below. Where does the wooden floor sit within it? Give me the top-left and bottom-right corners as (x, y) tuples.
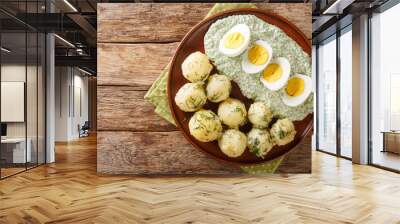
(373, 150), (400, 171)
(0, 135), (400, 223)
(1, 167), (26, 178)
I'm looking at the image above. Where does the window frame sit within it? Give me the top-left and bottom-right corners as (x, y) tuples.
(0, 0), (47, 180)
(314, 24), (353, 161)
(367, 0), (400, 173)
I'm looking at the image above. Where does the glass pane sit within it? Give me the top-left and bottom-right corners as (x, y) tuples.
(38, 32), (45, 165)
(312, 46), (317, 150)
(0, 1), (46, 178)
(1, 30), (27, 177)
(371, 4), (400, 171)
(27, 0), (39, 170)
(27, 30), (38, 169)
(339, 28), (352, 158)
(317, 36), (337, 154)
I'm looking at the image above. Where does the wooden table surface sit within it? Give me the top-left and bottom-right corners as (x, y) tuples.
(97, 3), (312, 175)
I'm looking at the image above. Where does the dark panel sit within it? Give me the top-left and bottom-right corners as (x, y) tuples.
(17, 13), (81, 32)
(55, 55), (96, 72)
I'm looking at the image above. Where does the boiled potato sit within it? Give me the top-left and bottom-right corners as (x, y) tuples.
(248, 101), (272, 128)
(218, 129), (247, 158)
(217, 98), (247, 128)
(181, 51), (213, 82)
(247, 128), (275, 158)
(174, 83), (207, 112)
(189, 110), (222, 142)
(270, 118), (296, 146)
(206, 74), (231, 103)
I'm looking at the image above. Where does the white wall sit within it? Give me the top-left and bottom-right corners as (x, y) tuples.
(1, 64), (25, 81)
(54, 67), (89, 141)
(55, 66), (70, 141)
(1, 64), (40, 138)
(1, 63), (46, 164)
(1, 65), (26, 139)
(1, 82), (25, 122)
(71, 73), (89, 138)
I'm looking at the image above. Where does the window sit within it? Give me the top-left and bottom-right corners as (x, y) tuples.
(316, 25), (353, 159)
(390, 75), (400, 130)
(0, 2), (47, 179)
(317, 36), (337, 154)
(339, 28), (352, 158)
(370, 3), (400, 171)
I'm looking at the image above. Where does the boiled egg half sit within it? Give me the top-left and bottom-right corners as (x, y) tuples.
(219, 24), (250, 57)
(282, 74), (312, 107)
(260, 57), (291, 91)
(241, 40), (273, 74)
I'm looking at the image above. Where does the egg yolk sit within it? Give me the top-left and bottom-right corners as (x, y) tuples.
(248, 44), (269, 65)
(224, 32), (244, 49)
(263, 64), (283, 82)
(286, 77), (304, 97)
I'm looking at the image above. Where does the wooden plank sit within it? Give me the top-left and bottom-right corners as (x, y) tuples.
(97, 84), (311, 174)
(98, 3), (311, 43)
(97, 86), (176, 132)
(97, 130), (311, 175)
(276, 133), (311, 173)
(97, 3), (312, 174)
(97, 43), (178, 87)
(97, 131), (242, 175)
(98, 3), (214, 43)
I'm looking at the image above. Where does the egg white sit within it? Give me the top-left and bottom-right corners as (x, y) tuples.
(218, 24), (250, 57)
(241, 40), (273, 74)
(282, 74), (312, 107)
(260, 57), (291, 91)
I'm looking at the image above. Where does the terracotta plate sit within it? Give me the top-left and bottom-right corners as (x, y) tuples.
(167, 8), (313, 165)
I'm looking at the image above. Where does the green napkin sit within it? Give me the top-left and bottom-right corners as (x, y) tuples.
(144, 3), (285, 174)
(144, 64), (176, 125)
